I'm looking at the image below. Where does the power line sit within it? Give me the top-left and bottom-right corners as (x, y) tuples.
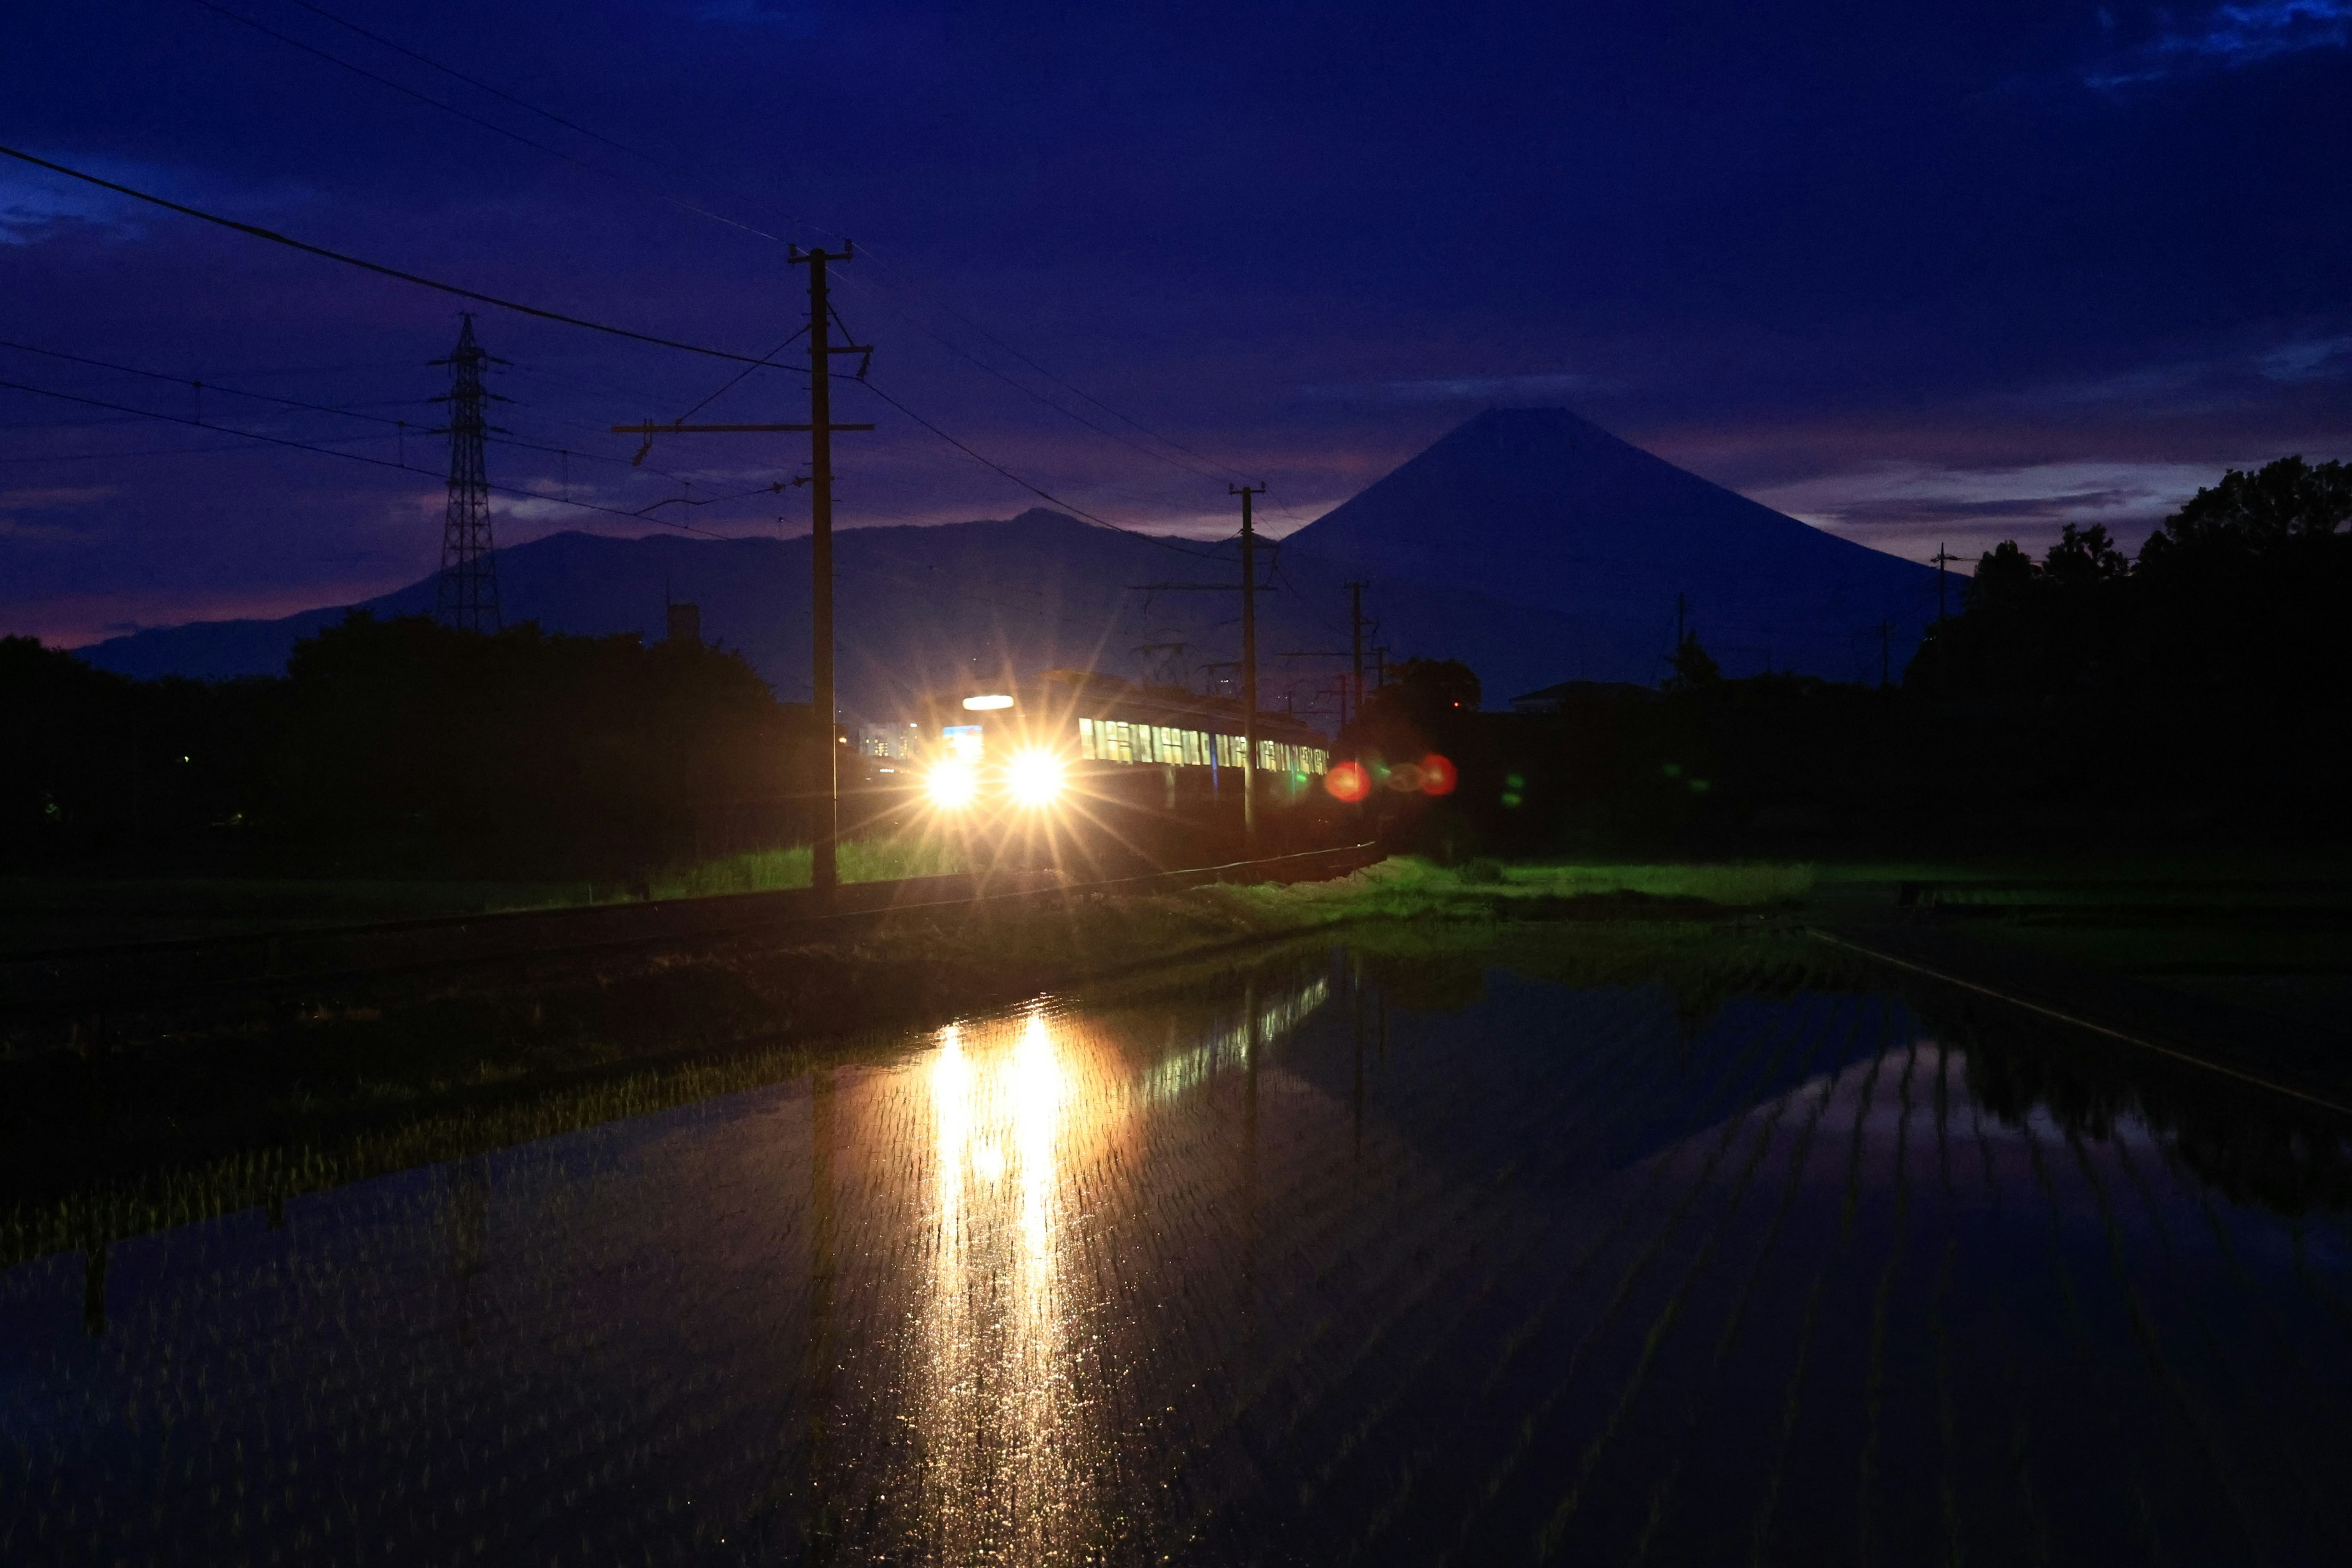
(674, 325), (811, 424)
(193, 1), (1262, 499)
(1, 337), (409, 428)
(0, 145), (799, 368)
(186, 0), (793, 246)
(283, 0), (710, 173)
(832, 273), (1234, 486)
(0, 439), (273, 466)
(0, 374), (785, 538)
(0, 201), (1216, 557)
(0, 336), (745, 489)
(0, 162), (1250, 567)
(848, 377), (1223, 561)
(837, 257), (1256, 483)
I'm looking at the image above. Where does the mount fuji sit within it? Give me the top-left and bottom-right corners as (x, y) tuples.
(1278, 407), (1939, 683)
(77, 409), (1939, 710)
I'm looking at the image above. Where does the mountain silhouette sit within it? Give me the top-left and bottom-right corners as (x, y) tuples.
(78, 409), (1939, 710)
(1281, 407), (1939, 680)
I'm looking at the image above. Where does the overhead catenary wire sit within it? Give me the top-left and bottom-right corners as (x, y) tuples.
(185, 0), (795, 247)
(0, 145), (802, 369)
(846, 377), (1223, 562)
(0, 337), (744, 489)
(6, 148), (1273, 573)
(188, 1), (1267, 499)
(0, 374), (786, 540)
(0, 147), (1234, 553)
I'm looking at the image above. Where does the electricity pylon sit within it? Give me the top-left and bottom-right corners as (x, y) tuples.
(432, 314), (507, 631)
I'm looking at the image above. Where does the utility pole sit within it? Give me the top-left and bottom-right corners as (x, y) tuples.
(801, 246), (848, 900)
(1346, 580), (1370, 720)
(1231, 483), (1266, 851)
(611, 245), (872, 902)
(432, 314), (506, 631)
(1931, 543), (1960, 623)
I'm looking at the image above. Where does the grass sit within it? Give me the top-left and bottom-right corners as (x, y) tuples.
(643, 835), (970, 900)
(1214, 856), (1817, 919)
(0, 834), (972, 950)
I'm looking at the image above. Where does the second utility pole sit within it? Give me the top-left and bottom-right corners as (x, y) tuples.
(799, 244), (848, 900)
(1347, 580), (1368, 720)
(1232, 483), (1265, 851)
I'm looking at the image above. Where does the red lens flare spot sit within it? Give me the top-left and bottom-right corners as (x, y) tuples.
(1419, 753), (1458, 796)
(1324, 761), (1370, 802)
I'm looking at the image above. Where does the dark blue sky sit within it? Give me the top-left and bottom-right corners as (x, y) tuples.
(5, 0), (2348, 644)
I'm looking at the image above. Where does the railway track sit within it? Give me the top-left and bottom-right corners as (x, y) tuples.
(1, 843), (1382, 1015)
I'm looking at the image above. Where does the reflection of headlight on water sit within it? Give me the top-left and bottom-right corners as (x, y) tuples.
(927, 760), (979, 810)
(1006, 749), (1065, 809)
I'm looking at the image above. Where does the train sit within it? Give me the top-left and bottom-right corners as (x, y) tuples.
(860, 669), (1346, 872)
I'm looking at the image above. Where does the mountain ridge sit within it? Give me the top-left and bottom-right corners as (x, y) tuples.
(77, 409), (1940, 708)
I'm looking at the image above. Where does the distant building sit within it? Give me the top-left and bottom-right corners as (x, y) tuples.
(1509, 679), (1659, 715)
(665, 602), (702, 646)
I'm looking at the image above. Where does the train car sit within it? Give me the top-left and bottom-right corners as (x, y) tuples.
(890, 670), (1338, 871)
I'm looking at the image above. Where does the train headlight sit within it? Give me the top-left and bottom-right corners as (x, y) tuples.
(927, 758), (979, 811)
(1006, 749), (1065, 809)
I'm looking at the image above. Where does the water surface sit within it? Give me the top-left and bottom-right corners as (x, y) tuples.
(6, 943), (2350, 1564)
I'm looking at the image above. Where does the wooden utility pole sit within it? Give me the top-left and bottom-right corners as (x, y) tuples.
(1346, 580), (1368, 720)
(1931, 543), (1960, 623)
(611, 245), (871, 902)
(800, 246), (848, 899)
(1232, 483), (1265, 850)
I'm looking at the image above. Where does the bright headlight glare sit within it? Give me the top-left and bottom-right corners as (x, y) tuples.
(1006, 748), (1065, 808)
(927, 760), (978, 810)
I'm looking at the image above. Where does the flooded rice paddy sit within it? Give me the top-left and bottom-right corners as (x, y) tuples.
(5, 938), (2351, 1565)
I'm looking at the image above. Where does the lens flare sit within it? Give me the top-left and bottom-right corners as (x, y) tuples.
(1420, 753), (1458, 796)
(1006, 748), (1065, 809)
(927, 758), (979, 810)
(1324, 761), (1370, 802)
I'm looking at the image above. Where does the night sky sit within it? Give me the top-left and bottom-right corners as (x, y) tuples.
(5, 1), (2348, 646)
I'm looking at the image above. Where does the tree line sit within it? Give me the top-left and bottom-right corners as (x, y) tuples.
(4, 612), (829, 878)
(1347, 456), (2351, 858)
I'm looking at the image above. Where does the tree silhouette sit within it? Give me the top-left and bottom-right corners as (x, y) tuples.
(1664, 633), (1722, 690)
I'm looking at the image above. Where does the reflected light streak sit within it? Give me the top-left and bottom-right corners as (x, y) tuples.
(916, 1008), (1087, 1561)
(889, 973), (1332, 1558)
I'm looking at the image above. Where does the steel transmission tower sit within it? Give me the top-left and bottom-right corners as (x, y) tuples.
(432, 314), (504, 631)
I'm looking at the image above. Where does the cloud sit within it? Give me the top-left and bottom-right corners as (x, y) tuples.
(1298, 372), (1615, 405)
(0, 150), (317, 245)
(0, 519), (94, 542)
(2001, 332), (2352, 415)
(0, 168), (130, 242)
(0, 484), (115, 510)
(1752, 459), (2222, 562)
(2256, 334), (2352, 382)
(0, 485), (112, 543)
(1818, 488), (2141, 528)
(2087, 2), (2352, 91)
